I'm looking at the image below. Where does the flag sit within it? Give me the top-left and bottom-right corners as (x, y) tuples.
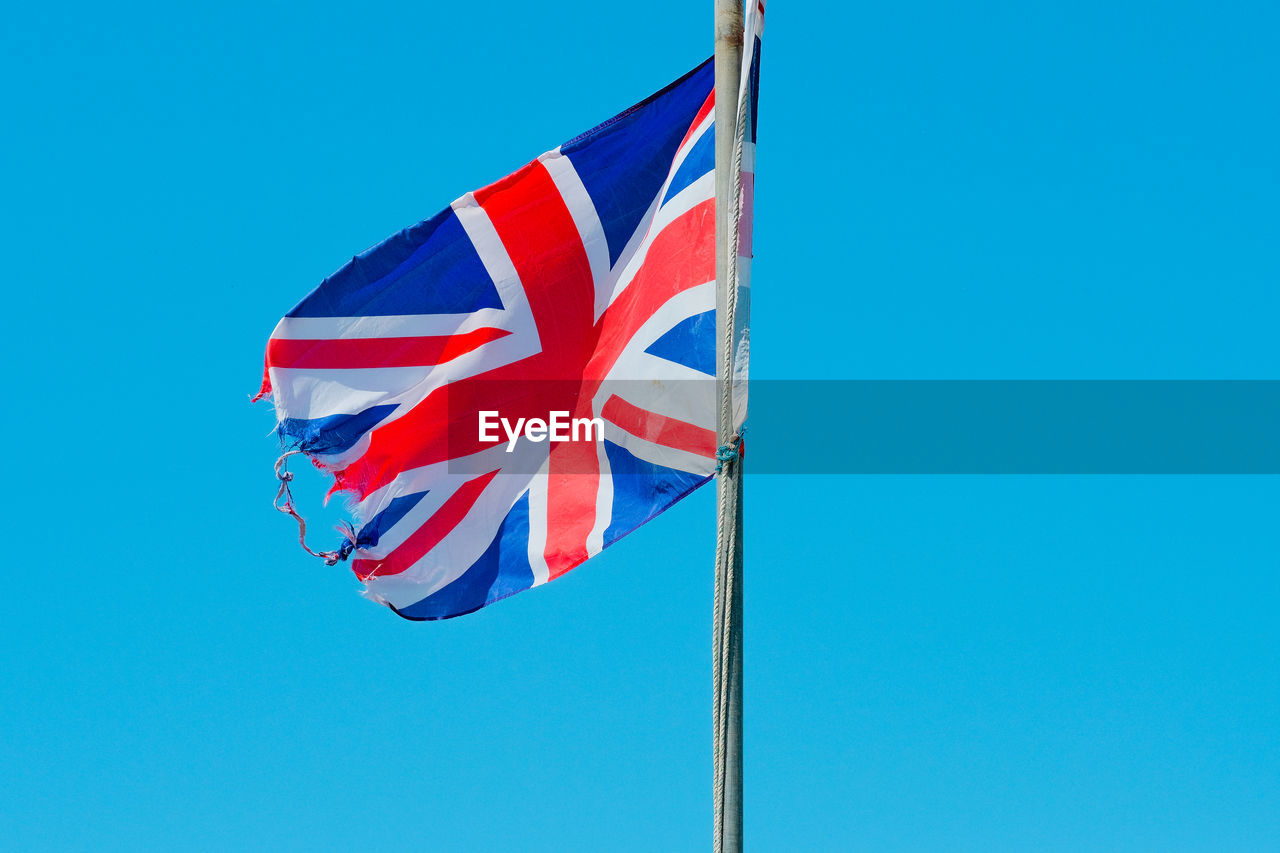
(255, 29), (760, 619)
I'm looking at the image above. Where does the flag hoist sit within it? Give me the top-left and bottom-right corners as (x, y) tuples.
(713, 1), (762, 851)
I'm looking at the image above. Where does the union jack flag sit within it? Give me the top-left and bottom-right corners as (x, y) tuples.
(255, 12), (762, 619)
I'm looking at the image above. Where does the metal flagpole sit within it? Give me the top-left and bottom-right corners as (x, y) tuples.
(712, 1), (744, 851)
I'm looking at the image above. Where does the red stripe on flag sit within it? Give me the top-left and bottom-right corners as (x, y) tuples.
(602, 394), (717, 458)
(267, 327), (510, 371)
(543, 404), (600, 578)
(350, 470), (499, 581)
(251, 360), (272, 402)
(475, 160), (597, 369)
(481, 160), (602, 572)
(676, 91), (715, 153)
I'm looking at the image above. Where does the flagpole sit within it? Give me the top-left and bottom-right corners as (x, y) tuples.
(713, 1), (744, 852)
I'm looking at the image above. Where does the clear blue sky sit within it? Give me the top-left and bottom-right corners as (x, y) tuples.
(3, 1), (1278, 850)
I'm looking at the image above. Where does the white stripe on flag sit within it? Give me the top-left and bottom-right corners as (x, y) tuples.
(539, 148), (613, 321)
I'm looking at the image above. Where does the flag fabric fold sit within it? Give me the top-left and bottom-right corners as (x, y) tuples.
(731, 0), (764, 429)
(256, 35), (760, 619)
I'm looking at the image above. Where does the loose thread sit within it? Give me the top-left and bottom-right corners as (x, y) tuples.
(273, 450), (351, 566)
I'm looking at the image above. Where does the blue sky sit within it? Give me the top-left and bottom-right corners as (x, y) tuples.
(3, 1), (1277, 850)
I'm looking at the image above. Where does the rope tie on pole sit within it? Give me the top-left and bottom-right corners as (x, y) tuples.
(714, 430), (746, 474)
(273, 450), (353, 566)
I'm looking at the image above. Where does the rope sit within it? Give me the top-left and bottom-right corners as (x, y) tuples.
(712, 23), (752, 849)
(273, 450), (351, 566)
(714, 433), (743, 473)
(712, 463), (742, 853)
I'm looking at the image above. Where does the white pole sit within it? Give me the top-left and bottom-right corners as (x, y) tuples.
(713, 1), (744, 851)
